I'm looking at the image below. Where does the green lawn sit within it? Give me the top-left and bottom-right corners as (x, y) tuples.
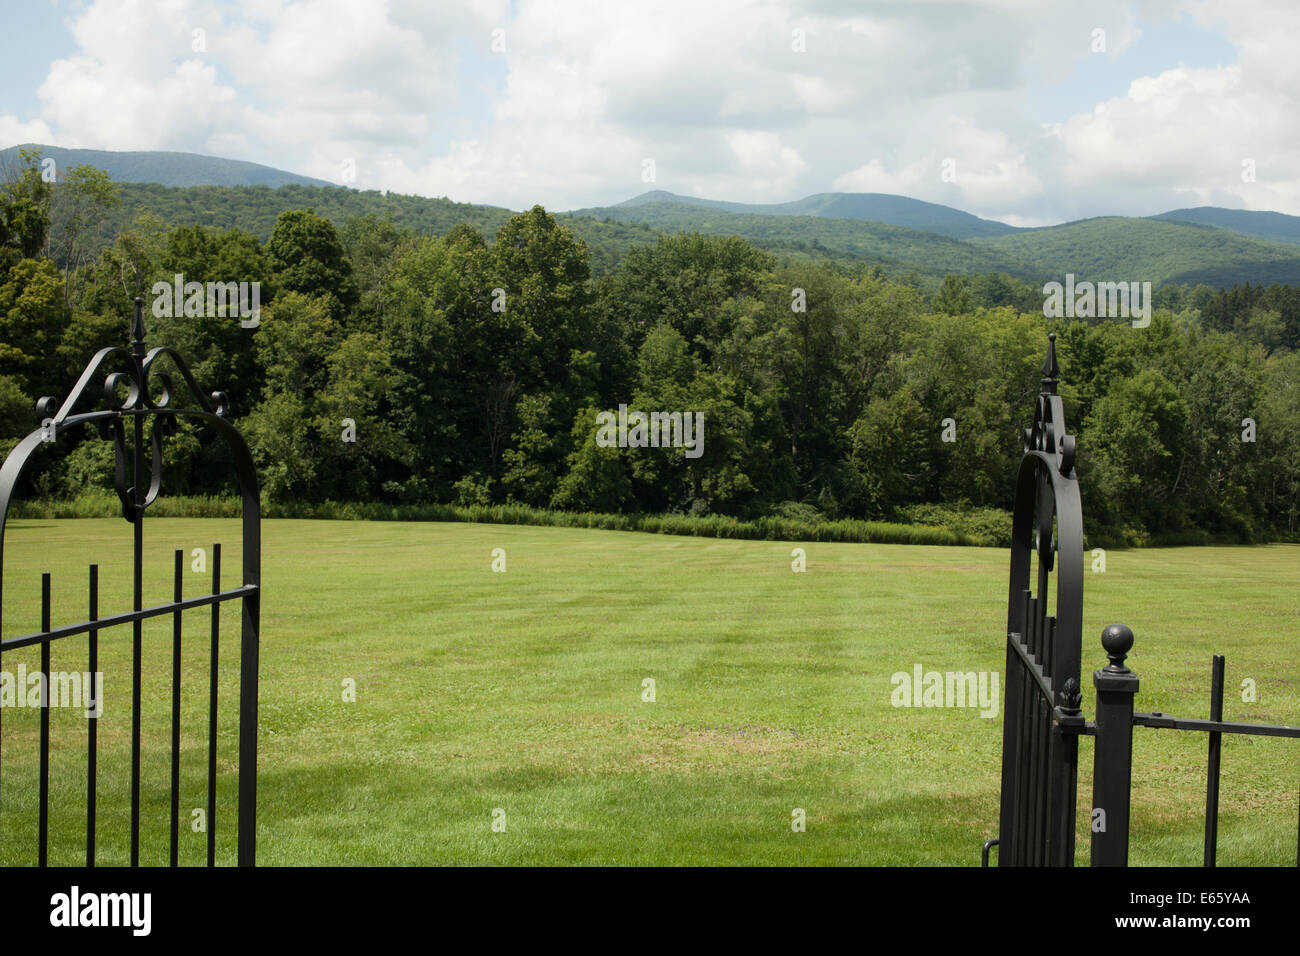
(1, 518), (1297, 866)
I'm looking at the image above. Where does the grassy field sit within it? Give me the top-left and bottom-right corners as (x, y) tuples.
(0, 518), (1297, 866)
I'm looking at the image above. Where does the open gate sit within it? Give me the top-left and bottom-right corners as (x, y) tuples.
(986, 333), (1300, 867)
(0, 298), (260, 866)
(988, 333), (1087, 866)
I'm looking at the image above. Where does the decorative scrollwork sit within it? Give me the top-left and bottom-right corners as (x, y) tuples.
(30, 297), (232, 523)
(1025, 333), (1077, 478)
(103, 370), (138, 411)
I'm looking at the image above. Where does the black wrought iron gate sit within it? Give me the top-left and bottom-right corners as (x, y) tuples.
(986, 333), (1300, 867)
(0, 298), (261, 866)
(990, 333), (1086, 866)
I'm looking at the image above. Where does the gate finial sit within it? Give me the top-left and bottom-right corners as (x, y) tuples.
(1100, 624), (1135, 673)
(1041, 332), (1060, 394)
(131, 296), (146, 355)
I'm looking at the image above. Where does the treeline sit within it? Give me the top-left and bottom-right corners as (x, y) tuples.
(1, 151), (1298, 542)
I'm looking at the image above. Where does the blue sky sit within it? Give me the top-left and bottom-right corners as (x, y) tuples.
(1021, 15), (1237, 123)
(1, 1), (1294, 225)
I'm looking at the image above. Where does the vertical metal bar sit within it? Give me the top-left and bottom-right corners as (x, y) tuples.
(1011, 593), (1030, 861)
(130, 438), (143, 866)
(1029, 598), (1045, 865)
(1032, 693), (1045, 865)
(130, 309), (145, 868)
(38, 572), (50, 867)
(997, 635), (1022, 866)
(1047, 616), (1078, 866)
(1044, 615), (1058, 863)
(170, 549), (182, 866)
(237, 575), (260, 866)
(1204, 654), (1225, 867)
(1038, 700), (1051, 863)
(87, 564), (98, 867)
(208, 542), (220, 867)
(1045, 719), (1060, 863)
(1091, 625), (1138, 867)
(1014, 589), (1032, 863)
(1040, 614), (1053, 864)
(1049, 723), (1080, 866)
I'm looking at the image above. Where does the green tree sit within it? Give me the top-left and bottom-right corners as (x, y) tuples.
(49, 164), (120, 306)
(315, 331), (412, 499)
(0, 148), (52, 272)
(0, 257), (66, 398)
(342, 214), (406, 332)
(1082, 368), (1188, 531)
(933, 274), (971, 316)
(266, 209), (357, 318)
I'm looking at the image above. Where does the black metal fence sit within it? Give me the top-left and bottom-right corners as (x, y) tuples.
(0, 299), (261, 866)
(1091, 638), (1300, 867)
(987, 334), (1300, 867)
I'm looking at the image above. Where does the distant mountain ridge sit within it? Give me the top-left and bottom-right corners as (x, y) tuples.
(12, 145), (1300, 287)
(0, 144), (334, 188)
(969, 216), (1300, 287)
(565, 196), (1038, 277)
(583, 189), (1021, 239)
(1150, 207), (1300, 246)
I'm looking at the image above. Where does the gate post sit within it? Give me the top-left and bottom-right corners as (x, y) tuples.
(1091, 623), (1138, 866)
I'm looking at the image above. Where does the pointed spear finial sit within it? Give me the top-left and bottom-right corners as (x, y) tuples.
(131, 296), (146, 356)
(1041, 332), (1060, 394)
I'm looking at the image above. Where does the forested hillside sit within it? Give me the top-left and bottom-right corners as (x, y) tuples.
(600, 190), (1021, 238)
(1152, 207), (1300, 246)
(970, 216), (1300, 287)
(2, 148), (1298, 543)
(565, 199), (1033, 278)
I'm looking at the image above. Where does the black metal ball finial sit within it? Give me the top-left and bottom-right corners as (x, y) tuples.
(1101, 623), (1134, 667)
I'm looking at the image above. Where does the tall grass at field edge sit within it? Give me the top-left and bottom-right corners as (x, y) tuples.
(12, 493), (1292, 548)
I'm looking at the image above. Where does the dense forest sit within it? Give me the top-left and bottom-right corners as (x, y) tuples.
(2, 149), (1297, 543)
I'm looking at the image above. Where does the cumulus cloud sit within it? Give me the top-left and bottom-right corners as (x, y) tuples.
(7, 0), (1300, 220)
(0, 115), (55, 148)
(1041, 0), (1300, 217)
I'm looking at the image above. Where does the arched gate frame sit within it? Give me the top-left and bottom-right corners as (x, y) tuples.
(0, 298), (260, 866)
(992, 333), (1087, 866)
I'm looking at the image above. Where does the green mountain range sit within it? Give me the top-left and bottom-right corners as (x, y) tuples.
(15, 144), (1300, 287)
(970, 216), (1300, 287)
(1, 144), (334, 188)
(598, 189), (1019, 239)
(1150, 206), (1300, 246)
(569, 197), (1300, 286)
(566, 197), (1035, 275)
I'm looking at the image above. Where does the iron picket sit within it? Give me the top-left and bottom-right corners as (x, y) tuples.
(87, 563), (98, 866)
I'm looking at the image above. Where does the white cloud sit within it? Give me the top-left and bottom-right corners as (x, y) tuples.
(1049, 60), (1300, 215)
(833, 115), (1042, 222)
(10, 0), (1300, 221)
(36, 0), (243, 151)
(0, 114), (55, 147)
